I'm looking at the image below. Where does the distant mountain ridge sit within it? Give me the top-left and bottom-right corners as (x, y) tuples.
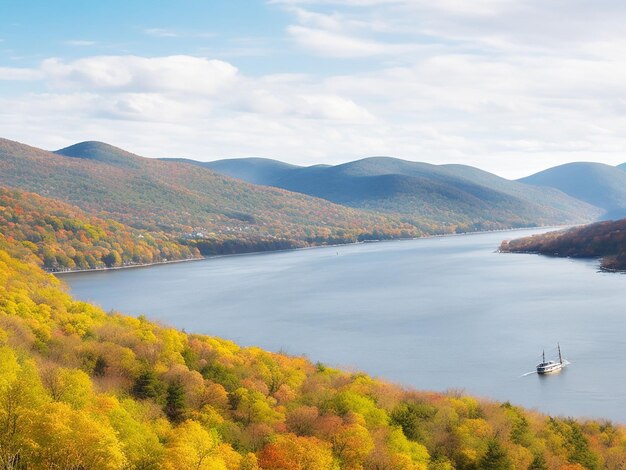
(172, 155), (601, 232)
(519, 162), (626, 220)
(171, 157), (300, 185)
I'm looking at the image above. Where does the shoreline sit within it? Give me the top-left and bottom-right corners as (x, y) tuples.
(53, 256), (204, 276)
(55, 224), (564, 276)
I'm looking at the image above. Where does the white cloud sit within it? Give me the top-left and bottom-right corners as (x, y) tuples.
(0, 53), (374, 124)
(287, 25), (408, 57)
(297, 94), (374, 120)
(231, 87), (373, 121)
(41, 55), (239, 95)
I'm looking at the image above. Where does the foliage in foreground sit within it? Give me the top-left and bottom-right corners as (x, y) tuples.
(500, 219), (626, 271)
(1, 239), (626, 468)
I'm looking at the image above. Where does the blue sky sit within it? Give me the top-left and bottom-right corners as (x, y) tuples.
(2, 0), (626, 178)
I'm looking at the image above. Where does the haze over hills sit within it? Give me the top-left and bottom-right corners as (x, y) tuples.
(179, 156), (601, 232)
(0, 138), (418, 257)
(171, 157), (301, 186)
(519, 162), (626, 220)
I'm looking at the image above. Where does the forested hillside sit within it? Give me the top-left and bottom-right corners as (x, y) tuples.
(500, 219), (626, 270)
(197, 156), (601, 233)
(0, 187), (199, 271)
(2, 235), (626, 468)
(0, 139), (418, 259)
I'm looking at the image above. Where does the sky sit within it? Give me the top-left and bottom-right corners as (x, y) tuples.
(2, 0), (626, 178)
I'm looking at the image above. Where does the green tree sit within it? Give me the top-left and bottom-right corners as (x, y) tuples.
(478, 439), (513, 470)
(164, 381), (186, 423)
(102, 250), (121, 267)
(132, 371), (160, 399)
(391, 401), (436, 441)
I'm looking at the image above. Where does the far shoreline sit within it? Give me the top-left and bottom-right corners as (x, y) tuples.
(53, 256), (204, 276)
(55, 224), (566, 276)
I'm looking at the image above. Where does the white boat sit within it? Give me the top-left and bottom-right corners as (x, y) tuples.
(536, 343), (564, 374)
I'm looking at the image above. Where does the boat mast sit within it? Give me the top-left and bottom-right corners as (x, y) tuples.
(558, 343), (562, 364)
(542, 350), (545, 363)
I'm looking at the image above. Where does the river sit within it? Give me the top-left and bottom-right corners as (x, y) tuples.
(62, 228), (626, 422)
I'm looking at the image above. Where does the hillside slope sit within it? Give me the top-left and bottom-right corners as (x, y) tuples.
(0, 139), (418, 255)
(500, 218), (626, 270)
(0, 187), (199, 271)
(0, 236), (624, 468)
(520, 162), (626, 220)
(196, 156), (601, 233)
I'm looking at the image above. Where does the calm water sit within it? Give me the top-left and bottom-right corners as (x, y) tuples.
(62, 229), (626, 422)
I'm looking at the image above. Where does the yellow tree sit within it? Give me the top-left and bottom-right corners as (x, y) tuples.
(23, 402), (125, 469)
(163, 420), (237, 470)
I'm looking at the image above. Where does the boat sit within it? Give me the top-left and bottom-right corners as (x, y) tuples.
(536, 343), (564, 374)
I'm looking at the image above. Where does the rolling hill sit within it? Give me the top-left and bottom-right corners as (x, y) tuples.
(519, 162), (626, 220)
(0, 139), (419, 256)
(179, 156), (601, 233)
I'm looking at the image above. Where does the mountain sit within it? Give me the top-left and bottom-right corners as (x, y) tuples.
(0, 138), (418, 256)
(188, 156), (601, 232)
(500, 218), (626, 271)
(519, 162), (626, 220)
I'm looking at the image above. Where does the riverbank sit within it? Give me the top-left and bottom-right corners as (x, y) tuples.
(56, 224), (565, 276)
(53, 256), (204, 276)
(499, 220), (626, 273)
